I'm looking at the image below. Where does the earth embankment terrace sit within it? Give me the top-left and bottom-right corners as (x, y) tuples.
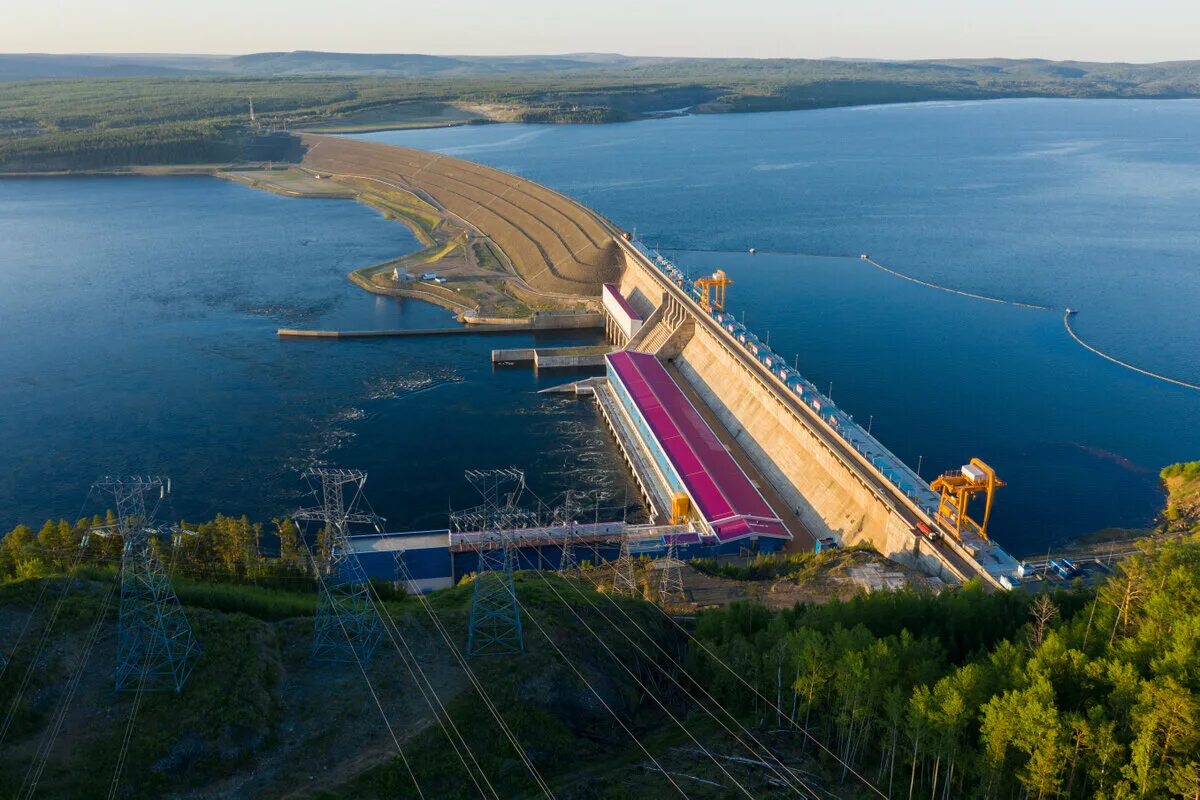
(299, 134), (622, 297)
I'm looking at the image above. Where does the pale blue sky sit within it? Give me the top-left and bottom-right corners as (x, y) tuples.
(7, 0), (1198, 61)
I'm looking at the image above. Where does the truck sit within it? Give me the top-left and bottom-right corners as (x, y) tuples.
(914, 521), (942, 542)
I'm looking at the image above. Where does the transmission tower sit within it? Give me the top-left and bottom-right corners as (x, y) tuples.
(612, 525), (638, 597)
(89, 477), (201, 693)
(293, 468), (384, 664)
(554, 490), (580, 574)
(453, 469), (533, 657)
(657, 536), (685, 602)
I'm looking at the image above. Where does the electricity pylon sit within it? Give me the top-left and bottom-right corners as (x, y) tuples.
(554, 490), (580, 574)
(454, 469), (533, 657)
(293, 468), (384, 664)
(658, 536), (685, 602)
(612, 525), (638, 597)
(89, 477), (201, 693)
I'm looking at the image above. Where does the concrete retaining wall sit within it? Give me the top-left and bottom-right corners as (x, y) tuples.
(672, 325), (957, 579)
(617, 253), (668, 318)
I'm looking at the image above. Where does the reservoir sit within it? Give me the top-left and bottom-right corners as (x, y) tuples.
(354, 99), (1200, 551)
(0, 176), (635, 533)
(2, 99), (1198, 554)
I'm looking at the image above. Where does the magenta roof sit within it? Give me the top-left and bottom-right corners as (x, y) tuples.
(607, 351), (790, 542)
(602, 283), (642, 321)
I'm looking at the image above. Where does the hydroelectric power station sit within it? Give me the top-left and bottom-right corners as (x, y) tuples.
(283, 135), (1023, 593)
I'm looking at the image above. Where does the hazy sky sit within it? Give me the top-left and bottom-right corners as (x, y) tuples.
(7, 0), (1198, 62)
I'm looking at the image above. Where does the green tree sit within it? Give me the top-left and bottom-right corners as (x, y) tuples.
(1126, 677), (1199, 796)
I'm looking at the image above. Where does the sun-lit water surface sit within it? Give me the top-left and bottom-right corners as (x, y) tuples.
(356, 99), (1200, 551)
(2, 100), (1198, 555)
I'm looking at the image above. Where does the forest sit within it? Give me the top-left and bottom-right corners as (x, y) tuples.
(3, 55), (1200, 171)
(1, 463), (1197, 797)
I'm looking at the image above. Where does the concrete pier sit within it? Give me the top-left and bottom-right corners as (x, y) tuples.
(491, 345), (612, 368)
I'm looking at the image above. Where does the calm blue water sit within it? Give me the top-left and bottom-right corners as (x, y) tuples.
(0, 176), (635, 534)
(356, 99), (1200, 552)
(3, 102), (1197, 556)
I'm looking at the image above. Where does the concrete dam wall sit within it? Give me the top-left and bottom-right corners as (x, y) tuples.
(616, 247), (963, 583)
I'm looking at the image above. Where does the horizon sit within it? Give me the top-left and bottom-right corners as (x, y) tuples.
(3, 49), (1199, 66)
(5, 0), (1198, 63)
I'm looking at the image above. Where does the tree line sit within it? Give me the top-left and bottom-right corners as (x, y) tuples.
(0, 513), (311, 587)
(690, 530), (1200, 799)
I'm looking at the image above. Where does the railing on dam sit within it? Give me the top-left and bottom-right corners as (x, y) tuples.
(630, 240), (941, 516)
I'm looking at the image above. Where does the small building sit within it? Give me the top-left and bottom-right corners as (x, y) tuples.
(392, 267), (413, 282)
(420, 272), (438, 281)
(602, 283), (644, 341)
(814, 536), (839, 554)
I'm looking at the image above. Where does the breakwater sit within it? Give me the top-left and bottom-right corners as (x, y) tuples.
(859, 256), (1199, 392)
(1063, 311), (1200, 392)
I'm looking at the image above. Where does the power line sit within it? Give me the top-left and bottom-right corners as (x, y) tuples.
(0, 571), (54, 683)
(564, 567), (820, 798)
(361, 553), (497, 800)
(307, 546), (426, 800)
(393, 552), (556, 800)
(496, 577), (691, 798)
(521, 568), (755, 797)
(107, 647), (153, 800)
(335, 479), (495, 798)
(513, 484), (836, 797)
(18, 575), (119, 799)
(604, 573), (888, 799)
(0, 547), (89, 747)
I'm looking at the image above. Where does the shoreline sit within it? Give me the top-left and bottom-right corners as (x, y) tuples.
(8, 96), (1200, 182)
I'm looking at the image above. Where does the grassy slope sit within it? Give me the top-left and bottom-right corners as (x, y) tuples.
(1161, 461), (1200, 533)
(0, 572), (751, 799)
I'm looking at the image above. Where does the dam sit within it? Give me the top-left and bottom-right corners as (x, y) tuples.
(294, 136), (1021, 591)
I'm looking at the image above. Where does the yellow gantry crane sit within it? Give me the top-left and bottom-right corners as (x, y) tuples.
(929, 458), (1005, 541)
(694, 270), (733, 311)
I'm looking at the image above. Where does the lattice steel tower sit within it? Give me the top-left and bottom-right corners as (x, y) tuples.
(612, 526), (638, 597)
(657, 536), (685, 602)
(553, 490), (580, 574)
(90, 476), (201, 693)
(454, 469), (536, 657)
(293, 468), (384, 664)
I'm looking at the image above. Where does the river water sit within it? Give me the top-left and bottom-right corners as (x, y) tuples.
(2, 100), (1198, 554)
(0, 176), (635, 534)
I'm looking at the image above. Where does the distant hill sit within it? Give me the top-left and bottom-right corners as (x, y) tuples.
(0, 51), (664, 80)
(4, 51), (1200, 172)
(222, 50), (663, 76)
(3, 50), (1199, 85)
(0, 53), (226, 80)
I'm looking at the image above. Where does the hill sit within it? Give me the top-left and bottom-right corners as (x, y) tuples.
(3, 53), (1200, 172)
(2, 465), (1199, 797)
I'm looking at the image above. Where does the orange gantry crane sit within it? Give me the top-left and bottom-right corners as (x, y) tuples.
(929, 458), (1005, 541)
(694, 270), (732, 312)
